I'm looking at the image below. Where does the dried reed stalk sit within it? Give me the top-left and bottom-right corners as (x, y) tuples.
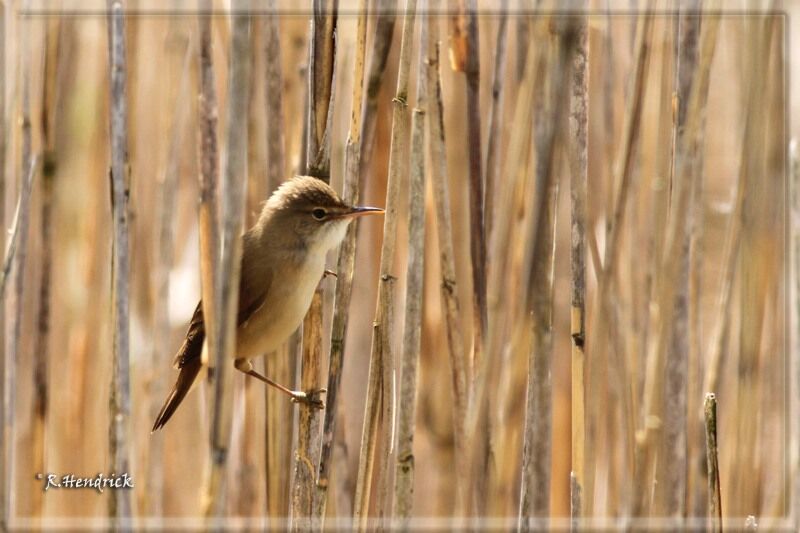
(261, 2), (293, 520)
(661, 4), (701, 516)
(637, 6), (720, 516)
(0, 9), (6, 525)
(516, 15), (529, 80)
(203, 10), (251, 519)
(359, 0), (397, 179)
(391, 3), (427, 523)
(291, 1), (337, 526)
(568, 14), (588, 525)
(478, 24), (539, 518)
(425, 0), (469, 515)
(240, 21), (265, 518)
(316, 0), (367, 522)
(578, 7), (653, 515)
(462, 0), (487, 372)
(196, 0), (220, 372)
(353, 0), (417, 527)
(292, 294), (323, 531)
(732, 16), (774, 515)
(263, 2), (285, 190)
(483, 0), (508, 241)
(305, 0), (337, 179)
(148, 36), (192, 517)
(704, 393), (722, 532)
(107, 1), (132, 522)
(31, 15), (62, 520)
(518, 21), (577, 528)
(792, 139), (800, 526)
(1, 144), (36, 526)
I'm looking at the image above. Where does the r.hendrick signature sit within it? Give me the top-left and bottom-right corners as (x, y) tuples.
(36, 473), (134, 493)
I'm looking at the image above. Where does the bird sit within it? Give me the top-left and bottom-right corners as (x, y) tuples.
(152, 175), (384, 432)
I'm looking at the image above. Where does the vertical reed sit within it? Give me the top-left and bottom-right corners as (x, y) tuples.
(483, 0), (508, 241)
(148, 37), (192, 517)
(638, 4), (720, 516)
(661, 3), (701, 516)
(292, 293), (323, 530)
(107, 0), (132, 522)
(391, 1), (427, 523)
(359, 0), (397, 179)
(196, 0), (220, 373)
(291, 0), (337, 526)
(316, 0), (367, 522)
(353, 0), (416, 527)
(426, 0), (469, 516)
(204, 8), (251, 519)
(0, 7), (6, 525)
(568, 13), (588, 526)
(30, 15), (61, 521)
(519, 19), (577, 528)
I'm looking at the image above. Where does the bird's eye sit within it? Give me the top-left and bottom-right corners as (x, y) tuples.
(311, 208), (327, 220)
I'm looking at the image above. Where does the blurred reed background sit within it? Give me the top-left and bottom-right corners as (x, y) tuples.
(0, 0), (795, 529)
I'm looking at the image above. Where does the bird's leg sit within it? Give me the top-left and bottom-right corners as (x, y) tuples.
(234, 358), (326, 409)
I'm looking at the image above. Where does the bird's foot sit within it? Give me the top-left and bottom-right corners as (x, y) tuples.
(323, 269), (337, 279)
(290, 388), (327, 410)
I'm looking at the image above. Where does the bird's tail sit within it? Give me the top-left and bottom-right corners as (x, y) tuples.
(151, 356), (202, 432)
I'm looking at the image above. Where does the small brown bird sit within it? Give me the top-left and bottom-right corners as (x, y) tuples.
(152, 176), (383, 431)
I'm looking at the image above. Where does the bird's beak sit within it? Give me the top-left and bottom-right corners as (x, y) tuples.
(341, 206), (385, 219)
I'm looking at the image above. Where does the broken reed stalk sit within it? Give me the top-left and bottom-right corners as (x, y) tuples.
(359, 0), (397, 179)
(483, 0), (508, 242)
(292, 1), (336, 526)
(148, 37), (192, 516)
(316, 0), (367, 522)
(568, 14), (588, 525)
(391, 3), (427, 524)
(32, 15), (61, 520)
(661, 4), (702, 517)
(204, 9), (251, 519)
(196, 0), (220, 373)
(425, 0), (469, 516)
(637, 6), (720, 516)
(518, 21), (577, 528)
(353, 0), (416, 527)
(704, 393), (722, 532)
(107, 1), (132, 522)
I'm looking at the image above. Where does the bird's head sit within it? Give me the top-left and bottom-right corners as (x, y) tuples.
(262, 175), (384, 253)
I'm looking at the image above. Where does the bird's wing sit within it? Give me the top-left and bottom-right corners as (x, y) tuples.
(235, 229), (274, 329)
(173, 237), (273, 369)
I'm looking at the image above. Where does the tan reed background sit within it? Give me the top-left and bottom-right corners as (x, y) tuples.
(0, 0), (796, 530)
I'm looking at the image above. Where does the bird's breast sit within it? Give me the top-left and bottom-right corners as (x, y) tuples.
(234, 255), (324, 359)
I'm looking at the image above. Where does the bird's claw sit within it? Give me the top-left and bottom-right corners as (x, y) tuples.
(323, 269), (338, 279)
(290, 388), (327, 410)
